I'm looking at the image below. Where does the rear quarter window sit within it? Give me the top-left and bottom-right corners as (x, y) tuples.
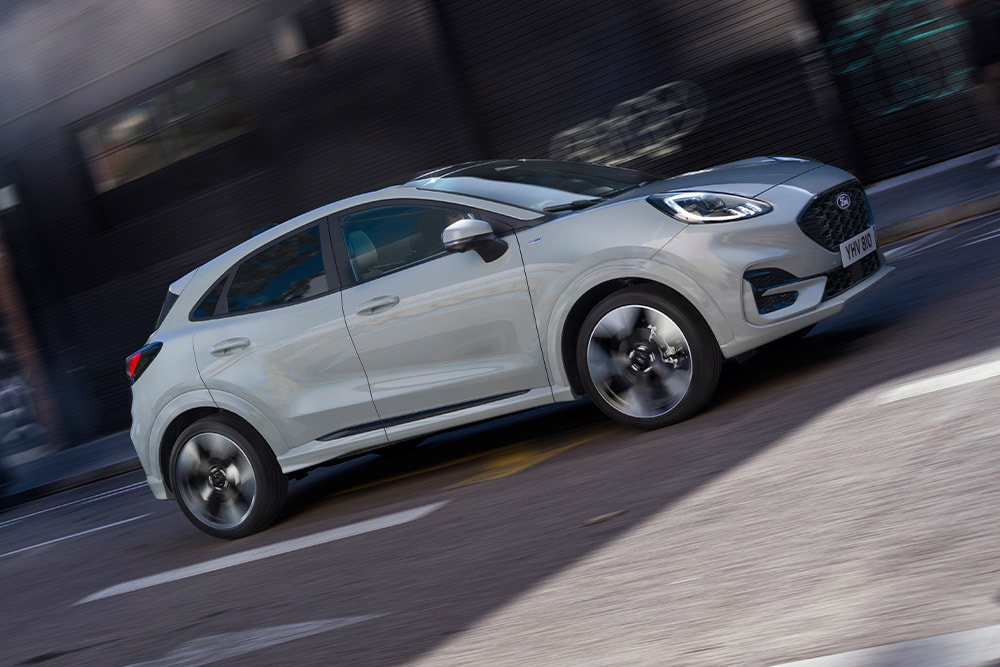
(190, 278), (227, 320)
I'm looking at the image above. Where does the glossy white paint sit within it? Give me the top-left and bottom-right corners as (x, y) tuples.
(192, 291), (386, 456)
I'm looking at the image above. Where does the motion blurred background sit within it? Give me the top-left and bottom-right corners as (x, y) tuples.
(0, 0), (995, 456)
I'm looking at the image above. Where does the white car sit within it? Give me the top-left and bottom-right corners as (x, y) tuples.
(127, 158), (893, 538)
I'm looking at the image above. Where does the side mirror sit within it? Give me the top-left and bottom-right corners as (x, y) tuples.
(442, 218), (508, 262)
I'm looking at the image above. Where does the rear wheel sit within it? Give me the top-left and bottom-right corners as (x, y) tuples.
(170, 416), (287, 539)
(576, 288), (721, 429)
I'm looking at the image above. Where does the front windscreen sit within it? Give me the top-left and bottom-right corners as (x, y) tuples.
(413, 160), (654, 212)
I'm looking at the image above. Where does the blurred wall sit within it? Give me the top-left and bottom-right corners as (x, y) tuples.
(0, 0), (994, 445)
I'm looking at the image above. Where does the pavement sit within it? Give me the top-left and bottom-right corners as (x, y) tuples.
(1, 145), (998, 511)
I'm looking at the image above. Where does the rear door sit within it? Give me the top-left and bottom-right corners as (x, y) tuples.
(191, 221), (386, 454)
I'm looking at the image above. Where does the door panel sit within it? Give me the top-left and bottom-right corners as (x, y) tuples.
(192, 292), (385, 452)
(339, 216), (549, 425)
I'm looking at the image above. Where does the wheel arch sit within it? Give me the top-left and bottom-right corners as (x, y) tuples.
(158, 408), (267, 496)
(559, 278), (718, 396)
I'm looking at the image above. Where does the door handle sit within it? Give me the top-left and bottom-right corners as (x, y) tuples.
(356, 295), (400, 316)
(209, 337), (251, 356)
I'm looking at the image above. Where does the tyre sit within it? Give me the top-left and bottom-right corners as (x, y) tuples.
(576, 287), (721, 429)
(170, 415), (287, 539)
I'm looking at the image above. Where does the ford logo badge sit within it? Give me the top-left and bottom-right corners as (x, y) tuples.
(836, 193), (851, 209)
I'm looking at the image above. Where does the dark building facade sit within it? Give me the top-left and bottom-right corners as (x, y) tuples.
(0, 0), (995, 447)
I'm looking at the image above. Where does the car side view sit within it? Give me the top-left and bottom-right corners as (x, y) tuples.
(127, 158), (893, 538)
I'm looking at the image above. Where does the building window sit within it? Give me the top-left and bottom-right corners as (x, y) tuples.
(77, 58), (252, 193)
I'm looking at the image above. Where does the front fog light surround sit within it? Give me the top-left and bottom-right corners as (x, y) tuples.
(648, 192), (773, 223)
(744, 268), (800, 314)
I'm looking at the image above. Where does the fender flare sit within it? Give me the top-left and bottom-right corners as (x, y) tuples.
(541, 257), (734, 389)
(147, 388), (290, 483)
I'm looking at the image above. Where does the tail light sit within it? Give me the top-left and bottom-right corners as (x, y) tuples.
(126, 342), (163, 384)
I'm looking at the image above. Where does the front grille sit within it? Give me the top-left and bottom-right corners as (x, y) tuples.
(823, 252), (881, 300)
(798, 181), (871, 251)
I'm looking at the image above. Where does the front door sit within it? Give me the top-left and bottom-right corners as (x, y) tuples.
(334, 202), (550, 436)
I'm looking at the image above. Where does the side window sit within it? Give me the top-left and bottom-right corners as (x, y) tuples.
(340, 204), (472, 282)
(225, 225), (328, 314)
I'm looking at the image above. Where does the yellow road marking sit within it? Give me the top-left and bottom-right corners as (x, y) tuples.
(332, 449), (494, 496)
(333, 434), (597, 497)
(445, 435), (597, 489)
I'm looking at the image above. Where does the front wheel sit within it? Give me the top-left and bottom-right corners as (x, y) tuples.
(576, 288), (721, 430)
(170, 415), (287, 539)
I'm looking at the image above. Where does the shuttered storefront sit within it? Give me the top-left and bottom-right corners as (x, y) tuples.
(807, 0), (995, 180)
(433, 0), (851, 176)
(434, 0), (996, 182)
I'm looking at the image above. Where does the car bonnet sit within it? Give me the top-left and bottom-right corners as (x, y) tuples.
(632, 157), (826, 199)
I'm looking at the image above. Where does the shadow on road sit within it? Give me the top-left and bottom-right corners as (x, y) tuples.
(200, 220), (1000, 665)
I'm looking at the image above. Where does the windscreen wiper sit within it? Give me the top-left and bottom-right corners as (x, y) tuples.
(542, 182), (653, 213)
(602, 181), (651, 197)
(542, 198), (602, 213)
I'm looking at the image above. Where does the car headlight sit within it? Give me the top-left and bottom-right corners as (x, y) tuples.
(647, 192), (773, 223)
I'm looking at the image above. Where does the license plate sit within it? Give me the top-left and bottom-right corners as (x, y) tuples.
(839, 227), (876, 267)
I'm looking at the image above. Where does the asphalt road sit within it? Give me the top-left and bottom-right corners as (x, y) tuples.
(2, 213), (1000, 666)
